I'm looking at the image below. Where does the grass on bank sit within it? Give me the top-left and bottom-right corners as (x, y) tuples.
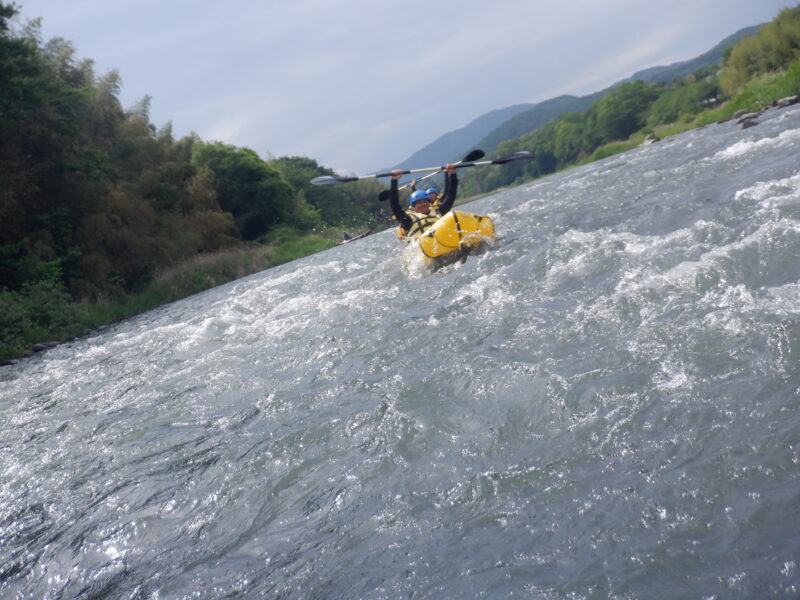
(0, 232), (339, 363)
(88, 231), (340, 326)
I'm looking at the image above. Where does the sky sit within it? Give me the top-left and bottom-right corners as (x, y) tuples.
(10, 0), (794, 174)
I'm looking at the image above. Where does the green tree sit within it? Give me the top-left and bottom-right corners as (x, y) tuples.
(592, 80), (659, 142)
(270, 156), (388, 229)
(0, 6), (99, 291)
(192, 142), (299, 239)
(720, 6), (800, 95)
(646, 78), (720, 127)
(552, 114), (585, 164)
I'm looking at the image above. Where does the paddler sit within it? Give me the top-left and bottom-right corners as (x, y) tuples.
(390, 163), (458, 240)
(425, 187), (441, 209)
(408, 181), (444, 210)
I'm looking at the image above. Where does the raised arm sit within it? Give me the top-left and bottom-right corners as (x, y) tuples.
(389, 171), (413, 230)
(436, 164), (458, 215)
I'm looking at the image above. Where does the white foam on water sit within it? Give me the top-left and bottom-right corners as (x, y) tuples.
(711, 127), (800, 161)
(449, 273), (514, 321)
(736, 169), (800, 224)
(400, 241), (433, 278)
(763, 282), (800, 314)
(653, 359), (692, 392)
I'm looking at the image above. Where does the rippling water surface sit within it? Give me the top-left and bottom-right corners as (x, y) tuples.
(2, 106), (800, 599)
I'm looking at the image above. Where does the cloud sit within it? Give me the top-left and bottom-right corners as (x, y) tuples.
(539, 22), (693, 99)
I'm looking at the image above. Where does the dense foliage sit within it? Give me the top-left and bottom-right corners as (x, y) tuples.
(0, 2), (388, 359)
(720, 6), (800, 95)
(269, 156), (387, 230)
(459, 80), (671, 194)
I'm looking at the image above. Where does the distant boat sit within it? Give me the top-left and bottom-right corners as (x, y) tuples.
(336, 230), (372, 246)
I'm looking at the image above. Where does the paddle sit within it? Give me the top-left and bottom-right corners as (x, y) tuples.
(402, 148), (485, 191)
(310, 150), (534, 186)
(377, 149), (485, 202)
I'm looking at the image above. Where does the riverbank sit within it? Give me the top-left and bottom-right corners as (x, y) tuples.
(580, 65), (800, 164)
(0, 232), (349, 365)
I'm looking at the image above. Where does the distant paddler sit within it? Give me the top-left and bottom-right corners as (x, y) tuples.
(408, 183), (444, 211)
(389, 163), (458, 240)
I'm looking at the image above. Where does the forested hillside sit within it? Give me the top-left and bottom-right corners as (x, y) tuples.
(389, 103), (533, 171)
(393, 25), (761, 169)
(475, 93), (605, 153)
(458, 6), (800, 196)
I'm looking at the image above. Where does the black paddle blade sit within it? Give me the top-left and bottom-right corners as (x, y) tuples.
(456, 151), (534, 169)
(464, 149), (485, 162)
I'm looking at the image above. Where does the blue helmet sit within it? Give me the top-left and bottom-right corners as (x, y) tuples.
(426, 187), (439, 196)
(409, 190), (429, 207)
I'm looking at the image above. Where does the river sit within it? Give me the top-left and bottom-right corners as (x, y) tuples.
(2, 105), (800, 599)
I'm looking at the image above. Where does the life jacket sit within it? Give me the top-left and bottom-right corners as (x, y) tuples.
(397, 209), (441, 241)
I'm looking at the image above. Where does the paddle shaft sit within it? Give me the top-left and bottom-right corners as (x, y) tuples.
(311, 151), (533, 186)
(399, 149), (484, 191)
(378, 150), (486, 201)
(381, 155), (524, 178)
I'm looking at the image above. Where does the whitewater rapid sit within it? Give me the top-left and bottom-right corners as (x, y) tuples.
(2, 105), (799, 599)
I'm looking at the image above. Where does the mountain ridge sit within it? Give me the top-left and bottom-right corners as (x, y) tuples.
(385, 103), (534, 173)
(391, 23), (762, 170)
